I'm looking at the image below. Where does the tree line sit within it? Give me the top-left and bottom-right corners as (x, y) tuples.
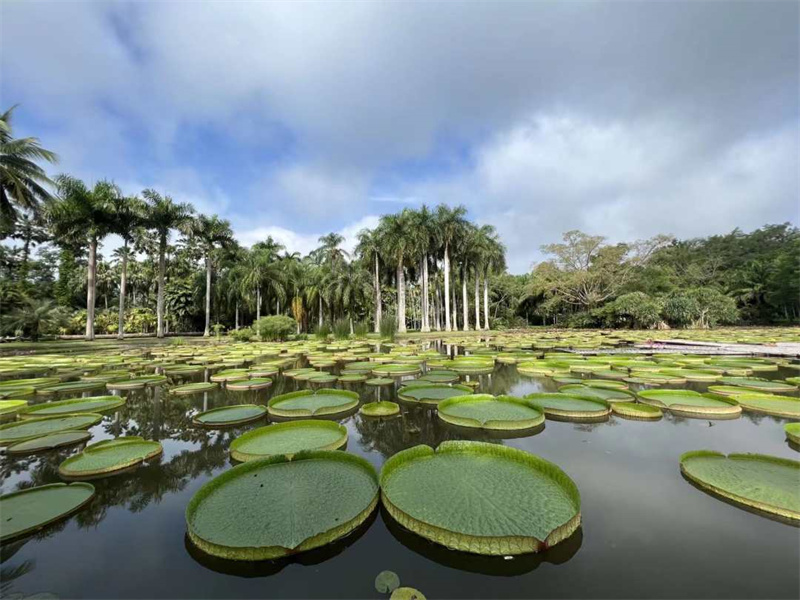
(1, 105), (797, 340)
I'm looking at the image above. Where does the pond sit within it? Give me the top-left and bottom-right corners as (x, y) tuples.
(1, 340), (798, 599)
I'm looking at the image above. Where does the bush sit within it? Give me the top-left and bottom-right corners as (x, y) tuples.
(661, 293), (700, 328)
(379, 313), (397, 341)
(230, 326), (254, 342)
(315, 322), (331, 340)
(211, 323), (225, 339)
(606, 292), (662, 329)
(332, 318), (351, 340)
(353, 321), (369, 338)
(255, 315), (297, 341)
(686, 288), (739, 328)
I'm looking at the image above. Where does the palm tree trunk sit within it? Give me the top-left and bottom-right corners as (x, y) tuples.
(85, 235), (98, 341)
(483, 274), (490, 330)
(118, 242), (128, 339)
(204, 255), (212, 337)
(421, 256), (430, 332)
(462, 264), (469, 331)
(235, 302), (239, 330)
(474, 271), (480, 330)
(373, 253), (382, 332)
(444, 243), (451, 331)
(156, 235), (166, 338)
(452, 284), (458, 330)
(256, 287), (261, 322)
(397, 262), (407, 333)
(435, 287), (441, 331)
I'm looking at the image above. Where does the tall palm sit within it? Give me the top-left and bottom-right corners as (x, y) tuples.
(109, 195), (146, 338)
(242, 243), (285, 323)
(456, 223), (479, 331)
(435, 204), (467, 331)
(141, 189), (195, 338)
(49, 176), (119, 340)
(380, 210), (412, 333)
(409, 206), (436, 332)
(0, 105), (58, 233)
(188, 214), (234, 336)
(481, 226), (505, 330)
(355, 228), (383, 332)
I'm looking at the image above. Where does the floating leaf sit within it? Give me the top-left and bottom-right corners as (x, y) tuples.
(59, 437), (163, 480)
(610, 402), (662, 420)
(360, 401), (401, 417)
(230, 420), (347, 461)
(19, 395), (125, 419)
(6, 431), (92, 455)
(0, 414), (102, 445)
(268, 389), (358, 418)
(375, 570), (401, 594)
(637, 390), (741, 417)
(398, 384), (473, 406)
(0, 482), (95, 542)
(524, 393), (610, 421)
(193, 404), (268, 427)
(438, 394), (544, 431)
(170, 382), (218, 395)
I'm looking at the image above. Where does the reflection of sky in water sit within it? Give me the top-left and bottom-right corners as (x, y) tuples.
(1, 354), (798, 599)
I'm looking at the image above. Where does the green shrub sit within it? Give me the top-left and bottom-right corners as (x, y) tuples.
(605, 292), (662, 329)
(315, 322), (332, 340)
(230, 327), (254, 342)
(332, 318), (351, 340)
(661, 293), (700, 328)
(256, 315), (297, 341)
(211, 323), (225, 339)
(353, 321), (369, 338)
(379, 313), (397, 341)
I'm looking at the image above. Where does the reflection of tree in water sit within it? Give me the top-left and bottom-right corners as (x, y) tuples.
(0, 540), (34, 597)
(354, 406), (499, 459)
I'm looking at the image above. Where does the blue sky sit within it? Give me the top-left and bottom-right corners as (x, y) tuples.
(1, 1), (798, 272)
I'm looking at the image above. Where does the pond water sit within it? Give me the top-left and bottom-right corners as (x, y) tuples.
(2, 343), (799, 599)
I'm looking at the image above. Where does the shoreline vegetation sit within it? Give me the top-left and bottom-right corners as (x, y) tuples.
(2, 105), (798, 343)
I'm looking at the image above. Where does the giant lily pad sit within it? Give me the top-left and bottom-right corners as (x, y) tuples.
(19, 395), (125, 419)
(171, 382), (218, 395)
(209, 369), (250, 383)
(0, 399), (28, 418)
(420, 370), (460, 384)
(360, 401), (400, 417)
(230, 420), (347, 461)
(0, 482), (96, 542)
(37, 381), (106, 395)
(267, 389), (358, 418)
(718, 377), (797, 393)
(438, 395), (545, 431)
(226, 377), (273, 391)
(398, 384), (473, 406)
(637, 390), (741, 417)
(59, 437), (163, 480)
(680, 451), (800, 522)
(106, 375), (167, 390)
(186, 451), (379, 560)
(733, 394), (800, 418)
(558, 384), (634, 403)
(524, 393), (611, 421)
(0, 413), (102, 445)
(6, 430), (92, 455)
(193, 404), (268, 427)
(380, 441), (581, 555)
(372, 364), (422, 377)
(785, 423), (800, 445)
(610, 402), (662, 420)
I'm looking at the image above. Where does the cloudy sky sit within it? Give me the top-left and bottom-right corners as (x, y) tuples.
(2, 1), (797, 272)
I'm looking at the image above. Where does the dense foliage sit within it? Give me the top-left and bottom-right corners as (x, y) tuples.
(1, 106), (797, 339)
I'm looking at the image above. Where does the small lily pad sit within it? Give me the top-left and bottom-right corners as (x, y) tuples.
(524, 393), (611, 421)
(0, 414), (102, 445)
(438, 395), (545, 430)
(106, 375), (167, 390)
(375, 570), (401, 594)
(611, 402), (663, 420)
(230, 420), (347, 461)
(59, 437), (163, 480)
(171, 382), (218, 395)
(37, 381), (106, 395)
(0, 399), (29, 417)
(193, 404), (268, 427)
(361, 401), (401, 417)
(390, 588), (426, 600)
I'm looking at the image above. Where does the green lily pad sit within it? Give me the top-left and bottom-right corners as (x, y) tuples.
(610, 402), (663, 420)
(339, 373), (368, 384)
(438, 395), (545, 431)
(375, 570), (401, 594)
(785, 423), (800, 445)
(558, 384), (634, 403)
(106, 375), (167, 390)
(733, 394), (800, 418)
(193, 404), (268, 427)
(186, 451), (379, 560)
(0, 482), (96, 542)
(6, 430), (92, 455)
(37, 381), (106, 395)
(637, 390), (741, 417)
(171, 382), (218, 395)
(226, 377), (273, 391)
(59, 437), (163, 480)
(380, 441), (581, 555)
(420, 370), (460, 383)
(360, 401), (401, 417)
(680, 451), (800, 522)
(365, 377), (394, 386)
(390, 588), (426, 600)
(268, 389), (359, 418)
(372, 364), (422, 377)
(397, 384), (473, 406)
(524, 393), (611, 421)
(0, 413), (102, 445)
(19, 395), (125, 419)
(230, 420), (347, 461)
(718, 377), (797, 393)
(0, 377), (60, 392)
(209, 369), (250, 383)
(0, 399), (29, 417)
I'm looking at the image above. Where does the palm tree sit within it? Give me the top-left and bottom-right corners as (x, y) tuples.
(435, 204), (467, 331)
(109, 195), (145, 339)
(0, 105), (58, 233)
(242, 241), (285, 324)
(49, 176), (119, 340)
(409, 206), (436, 332)
(380, 210), (412, 333)
(481, 226), (505, 330)
(356, 228), (383, 332)
(2, 298), (67, 341)
(141, 190), (195, 338)
(187, 214), (234, 336)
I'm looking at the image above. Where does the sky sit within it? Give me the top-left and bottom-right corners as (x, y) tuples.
(1, 1), (798, 273)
